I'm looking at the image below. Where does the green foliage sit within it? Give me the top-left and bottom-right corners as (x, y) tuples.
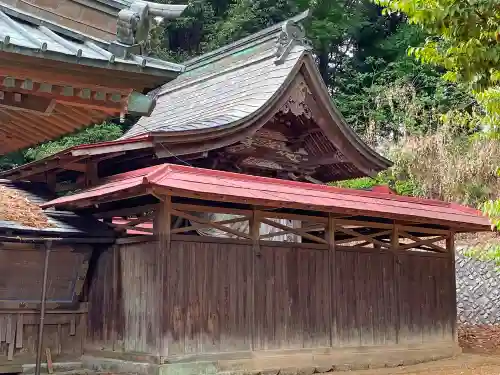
(464, 245), (500, 267)
(332, 171), (421, 196)
(373, 0), (500, 249)
(333, 23), (473, 140)
(0, 0), (485, 217)
(22, 122), (124, 163)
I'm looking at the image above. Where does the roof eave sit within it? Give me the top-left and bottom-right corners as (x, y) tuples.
(0, 46), (184, 78)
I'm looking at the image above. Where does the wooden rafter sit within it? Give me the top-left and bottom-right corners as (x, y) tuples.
(0, 76), (130, 113)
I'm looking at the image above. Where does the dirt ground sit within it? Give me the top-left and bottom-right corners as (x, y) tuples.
(345, 354), (500, 375)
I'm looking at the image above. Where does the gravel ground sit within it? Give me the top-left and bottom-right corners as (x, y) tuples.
(343, 354), (500, 375)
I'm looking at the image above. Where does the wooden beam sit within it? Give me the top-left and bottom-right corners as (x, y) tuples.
(260, 218), (327, 244)
(171, 208), (251, 240)
(327, 213), (335, 346)
(94, 204), (159, 219)
(336, 225), (391, 249)
(399, 230), (448, 253)
(334, 229), (392, 246)
(154, 195), (171, 359)
(397, 235), (447, 252)
(391, 225), (399, 252)
(0, 91), (55, 114)
(250, 209), (259, 351)
(171, 215), (250, 235)
(259, 223), (324, 240)
(0, 79), (128, 113)
(9, 156), (88, 180)
(447, 231), (457, 343)
(71, 141), (154, 156)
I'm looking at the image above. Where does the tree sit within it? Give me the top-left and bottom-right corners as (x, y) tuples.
(373, 0), (500, 224)
(0, 0), (476, 177)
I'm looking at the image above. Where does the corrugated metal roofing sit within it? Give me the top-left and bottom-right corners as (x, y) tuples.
(0, 2), (184, 74)
(41, 164), (492, 231)
(0, 180), (114, 238)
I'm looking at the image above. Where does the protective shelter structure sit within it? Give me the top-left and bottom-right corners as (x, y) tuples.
(0, 7), (493, 374)
(41, 163), (491, 374)
(1, 11), (391, 187)
(0, 179), (114, 372)
(0, 0), (186, 154)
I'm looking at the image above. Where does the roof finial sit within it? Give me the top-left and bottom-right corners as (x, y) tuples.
(274, 19), (312, 65)
(110, 1), (187, 59)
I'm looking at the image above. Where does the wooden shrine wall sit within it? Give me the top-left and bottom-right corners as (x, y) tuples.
(87, 239), (455, 358)
(0, 243), (91, 365)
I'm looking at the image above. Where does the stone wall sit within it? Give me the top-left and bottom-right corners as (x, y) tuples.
(456, 247), (500, 325)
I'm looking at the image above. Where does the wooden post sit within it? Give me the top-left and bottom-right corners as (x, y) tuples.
(111, 244), (118, 351)
(154, 195), (172, 361)
(327, 214), (335, 347)
(447, 231), (457, 343)
(35, 240), (52, 375)
(250, 209), (260, 351)
(392, 225), (401, 344)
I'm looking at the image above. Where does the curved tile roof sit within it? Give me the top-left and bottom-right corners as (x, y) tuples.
(121, 11), (391, 180)
(125, 39), (303, 137)
(0, 2), (184, 75)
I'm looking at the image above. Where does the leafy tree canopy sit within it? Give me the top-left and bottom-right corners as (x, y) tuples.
(373, 0), (500, 225)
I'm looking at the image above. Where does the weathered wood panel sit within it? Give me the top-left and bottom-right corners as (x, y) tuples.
(120, 242), (160, 355)
(88, 239), (457, 360)
(0, 311), (85, 363)
(163, 240), (253, 356)
(87, 249), (115, 351)
(254, 246), (330, 350)
(0, 245), (91, 306)
(397, 254), (455, 344)
(333, 250), (398, 347)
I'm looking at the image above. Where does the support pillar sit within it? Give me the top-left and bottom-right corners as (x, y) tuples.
(35, 240), (52, 375)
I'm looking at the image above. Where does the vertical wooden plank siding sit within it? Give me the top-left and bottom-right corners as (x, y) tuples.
(333, 250), (398, 347)
(397, 254), (455, 344)
(87, 249), (116, 351)
(163, 240), (253, 355)
(120, 243), (160, 354)
(90, 236), (456, 358)
(254, 246), (330, 350)
(0, 312), (86, 362)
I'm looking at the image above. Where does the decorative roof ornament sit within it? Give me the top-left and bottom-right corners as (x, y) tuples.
(280, 79), (313, 118)
(110, 1), (187, 59)
(274, 19), (312, 65)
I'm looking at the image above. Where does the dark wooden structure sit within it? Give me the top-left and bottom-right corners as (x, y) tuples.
(41, 163), (490, 374)
(0, 180), (114, 372)
(1, 11), (390, 188)
(0, 9), (492, 374)
(0, 1), (186, 154)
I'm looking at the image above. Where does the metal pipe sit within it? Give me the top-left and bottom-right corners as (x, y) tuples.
(35, 240), (52, 375)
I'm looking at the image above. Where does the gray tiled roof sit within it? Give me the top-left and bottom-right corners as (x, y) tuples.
(0, 2), (184, 75)
(123, 13), (309, 138)
(0, 180), (114, 239)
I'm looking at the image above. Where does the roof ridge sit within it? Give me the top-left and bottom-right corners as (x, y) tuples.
(0, 1), (109, 47)
(143, 164), (172, 185)
(184, 9), (311, 71)
(165, 164), (481, 213)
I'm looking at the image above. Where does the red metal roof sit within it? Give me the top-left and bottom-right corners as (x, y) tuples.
(42, 163), (491, 231)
